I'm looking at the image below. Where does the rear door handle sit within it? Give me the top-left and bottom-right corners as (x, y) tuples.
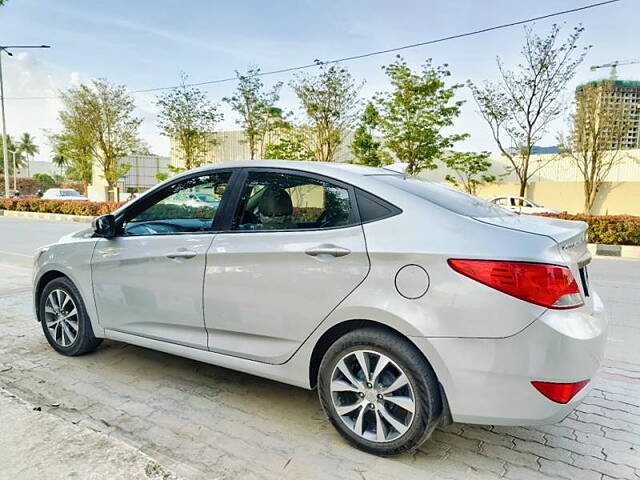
(166, 249), (197, 259)
(305, 244), (351, 258)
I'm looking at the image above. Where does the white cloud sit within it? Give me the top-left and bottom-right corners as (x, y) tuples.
(1, 53), (170, 162)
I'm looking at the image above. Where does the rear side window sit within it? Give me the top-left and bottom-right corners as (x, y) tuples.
(375, 175), (513, 218)
(232, 171), (355, 231)
(355, 188), (401, 223)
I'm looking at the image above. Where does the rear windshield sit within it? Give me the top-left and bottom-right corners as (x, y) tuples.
(375, 175), (513, 218)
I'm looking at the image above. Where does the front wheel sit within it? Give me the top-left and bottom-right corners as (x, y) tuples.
(318, 327), (442, 456)
(39, 277), (102, 356)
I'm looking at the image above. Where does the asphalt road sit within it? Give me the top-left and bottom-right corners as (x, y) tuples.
(0, 216), (87, 266)
(0, 216), (639, 479)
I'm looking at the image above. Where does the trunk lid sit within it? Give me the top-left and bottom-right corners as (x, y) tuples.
(473, 214), (590, 263)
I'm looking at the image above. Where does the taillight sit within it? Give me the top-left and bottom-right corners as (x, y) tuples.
(531, 380), (589, 404)
(447, 259), (583, 309)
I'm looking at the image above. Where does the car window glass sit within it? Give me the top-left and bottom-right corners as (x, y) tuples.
(355, 188), (400, 223)
(376, 175), (513, 218)
(124, 172), (231, 236)
(233, 171), (353, 231)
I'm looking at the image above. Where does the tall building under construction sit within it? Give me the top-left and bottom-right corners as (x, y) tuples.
(576, 80), (640, 149)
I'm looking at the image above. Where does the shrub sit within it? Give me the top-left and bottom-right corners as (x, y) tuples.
(538, 213), (640, 246)
(0, 198), (124, 217)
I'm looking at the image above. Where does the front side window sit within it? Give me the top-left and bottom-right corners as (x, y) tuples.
(124, 172), (231, 236)
(233, 171), (353, 231)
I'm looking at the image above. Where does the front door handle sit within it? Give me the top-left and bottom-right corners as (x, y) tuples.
(305, 244), (351, 258)
(166, 249), (197, 260)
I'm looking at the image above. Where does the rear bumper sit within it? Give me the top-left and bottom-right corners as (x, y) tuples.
(412, 292), (607, 425)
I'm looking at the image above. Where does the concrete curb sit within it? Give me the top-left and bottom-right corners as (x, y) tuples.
(0, 209), (94, 223)
(587, 243), (640, 259)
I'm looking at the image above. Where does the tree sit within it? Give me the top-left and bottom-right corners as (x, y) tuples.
(33, 173), (59, 190)
(51, 153), (68, 174)
(49, 128), (93, 193)
(375, 56), (466, 175)
(223, 67), (282, 160)
(470, 24), (589, 197)
(350, 103), (391, 166)
(156, 74), (222, 170)
(443, 151), (497, 196)
(559, 81), (634, 213)
(290, 62), (361, 162)
(0, 135), (26, 174)
(57, 79), (142, 194)
(17, 133), (39, 170)
(263, 127), (314, 161)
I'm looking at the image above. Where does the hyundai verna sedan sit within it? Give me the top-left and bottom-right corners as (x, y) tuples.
(33, 160), (607, 456)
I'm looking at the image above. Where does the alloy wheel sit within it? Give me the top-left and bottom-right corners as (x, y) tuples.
(44, 289), (79, 347)
(330, 349), (416, 443)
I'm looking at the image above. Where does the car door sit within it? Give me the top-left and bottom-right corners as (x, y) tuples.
(204, 168), (370, 364)
(92, 171), (233, 349)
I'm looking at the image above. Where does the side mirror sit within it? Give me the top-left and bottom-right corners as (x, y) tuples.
(92, 214), (117, 238)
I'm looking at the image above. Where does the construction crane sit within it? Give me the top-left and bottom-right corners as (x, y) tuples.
(590, 59), (640, 80)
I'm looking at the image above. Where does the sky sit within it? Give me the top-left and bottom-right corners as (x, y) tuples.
(0, 0), (638, 163)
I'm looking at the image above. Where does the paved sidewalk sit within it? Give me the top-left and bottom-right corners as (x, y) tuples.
(0, 388), (179, 480)
(0, 259), (638, 479)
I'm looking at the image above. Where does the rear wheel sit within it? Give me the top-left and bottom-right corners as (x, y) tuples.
(318, 327), (442, 456)
(39, 277), (102, 356)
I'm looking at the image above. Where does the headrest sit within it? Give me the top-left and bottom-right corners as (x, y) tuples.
(258, 188), (293, 217)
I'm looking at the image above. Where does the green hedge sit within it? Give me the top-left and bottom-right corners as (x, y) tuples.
(539, 213), (640, 246)
(0, 198), (123, 217)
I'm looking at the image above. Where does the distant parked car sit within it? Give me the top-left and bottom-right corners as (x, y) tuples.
(41, 188), (88, 201)
(489, 196), (560, 215)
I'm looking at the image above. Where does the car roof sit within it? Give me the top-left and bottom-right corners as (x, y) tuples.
(182, 160), (395, 177)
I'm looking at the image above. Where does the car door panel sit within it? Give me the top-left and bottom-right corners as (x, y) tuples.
(91, 171), (233, 349)
(204, 226), (369, 364)
(92, 234), (214, 349)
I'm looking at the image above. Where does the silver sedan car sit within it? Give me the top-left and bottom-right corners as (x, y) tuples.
(33, 161), (607, 456)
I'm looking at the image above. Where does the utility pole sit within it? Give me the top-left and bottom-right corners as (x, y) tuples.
(8, 149), (17, 191)
(0, 45), (50, 197)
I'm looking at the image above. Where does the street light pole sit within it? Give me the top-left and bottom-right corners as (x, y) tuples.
(0, 51), (8, 198)
(8, 149), (17, 192)
(0, 44), (50, 198)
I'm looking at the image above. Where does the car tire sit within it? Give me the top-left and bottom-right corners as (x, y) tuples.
(39, 277), (102, 356)
(318, 327), (442, 456)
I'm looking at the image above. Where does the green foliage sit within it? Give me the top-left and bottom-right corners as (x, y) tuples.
(156, 73), (222, 170)
(469, 24), (589, 197)
(375, 56), (465, 175)
(263, 127), (314, 161)
(350, 103), (391, 167)
(155, 172), (169, 182)
(290, 62), (361, 162)
(50, 129), (92, 190)
(537, 213), (640, 246)
(57, 78), (142, 189)
(32, 173), (59, 190)
(223, 67), (283, 159)
(0, 198), (123, 216)
(0, 135), (26, 173)
(443, 151), (496, 196)
(17, 133), (39, 162)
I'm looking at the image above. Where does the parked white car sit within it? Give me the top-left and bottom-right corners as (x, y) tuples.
(33, 161), (605, 456)
(41, 188), (88, 201)
(489, 196), (560, 215)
